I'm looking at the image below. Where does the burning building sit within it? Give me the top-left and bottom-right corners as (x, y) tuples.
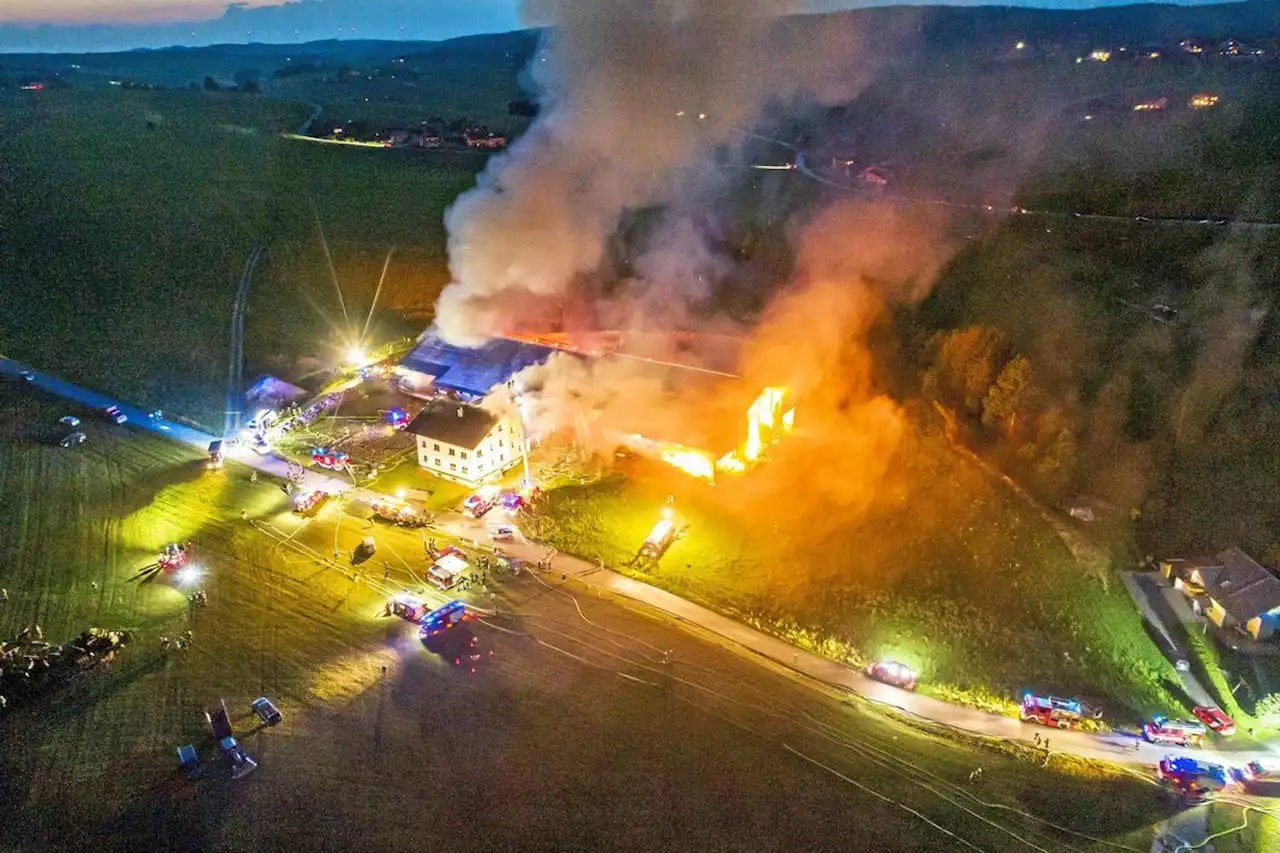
(398, 326), (797, 484)
(396, 331), (557, 399)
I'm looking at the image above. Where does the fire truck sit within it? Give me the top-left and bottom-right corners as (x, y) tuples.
(641, 518), (677, 558)
(1143, 716), (1206, 747)
(463, 488), (498, 518)
(370, 496), (425, 527)
(418, 600), (472, 638)
(293, 488), (329, 515)
(1019, 693), (1084, 729)
(311, 448), (350, 470)
(1157, 756), (1233, 800)
(157, 542), (192, 573)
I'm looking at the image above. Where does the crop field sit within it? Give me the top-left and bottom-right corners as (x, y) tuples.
(522, 431), (1183, 723)
(0, 381), (1225, 853)
(0, 88), (483, 428)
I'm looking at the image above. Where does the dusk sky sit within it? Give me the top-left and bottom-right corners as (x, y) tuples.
(0, 0), (1239, 52)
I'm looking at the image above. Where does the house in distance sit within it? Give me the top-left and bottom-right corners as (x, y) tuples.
(405, 400), (525, 488)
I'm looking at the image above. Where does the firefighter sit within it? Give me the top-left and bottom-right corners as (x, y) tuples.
(250, 471), (258, 484)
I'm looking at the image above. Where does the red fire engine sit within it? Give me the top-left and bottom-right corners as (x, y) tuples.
(1019, 693), (1083, 729)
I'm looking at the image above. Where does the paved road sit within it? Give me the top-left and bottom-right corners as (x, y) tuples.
(0, 355), (349, 496)
(432, 511), (1280, 776)
(6, 353), (1280, 781)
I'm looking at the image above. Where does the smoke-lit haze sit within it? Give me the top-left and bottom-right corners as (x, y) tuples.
(436, 0), (867, 345)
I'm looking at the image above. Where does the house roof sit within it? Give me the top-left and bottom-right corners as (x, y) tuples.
(405, 401), (498, 450)
(399, 330), (556, 397)
(1205, 547), (1280, 623)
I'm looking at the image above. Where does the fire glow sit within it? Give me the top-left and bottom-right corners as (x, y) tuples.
(655, 386), (795, 482)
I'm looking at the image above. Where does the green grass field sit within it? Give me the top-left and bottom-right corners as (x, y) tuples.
(523, 432), (1183, 722)
(0, 382), (1194, 851)
(0, 88), (482, 428)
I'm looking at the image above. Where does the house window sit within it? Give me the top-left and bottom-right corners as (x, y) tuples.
(433, 443), (440, 451)
(461, 451), (468, 460)
(477, 450), (484, 458)
(498, 440), (504, 448)
(462, 466), (469, 475)
(449, 448), (456, 457)
(434, 458), (441, 467)
(450, 463), (457, 471)
(500, 453), (506, 463)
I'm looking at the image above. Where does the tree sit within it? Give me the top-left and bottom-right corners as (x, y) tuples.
(982, 355), (1032, 434)
(1032, 427), (1079, 499)
(233, 69), (261, 92)
(202, 76), (220, 92)
(928, 326), (1006, 417)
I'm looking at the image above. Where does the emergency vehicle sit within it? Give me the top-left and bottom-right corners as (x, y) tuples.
(641, 518), (676, 558)
(370, 496), (425, 527)
(463, 491), (496, 518)
(864, 660), (917, 690)
(1157, 756), (1232, 800)
(1193, 705), (1236, 735)
(293, 488), (329, 515)
(418, 600), (472, 638)
(158, 542), (192, 573)
(1143, 716), (1206, 747)
(427, 553), (469, 590)
(385, 594), (431, 623)
(311, 448), (350, 470)
(1019, 693), (1084, 729)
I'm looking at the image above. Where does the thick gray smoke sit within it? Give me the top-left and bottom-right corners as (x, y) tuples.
(436, 0), (865, 345)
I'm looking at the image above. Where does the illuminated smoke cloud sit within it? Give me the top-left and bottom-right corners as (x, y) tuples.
(435, 0), (864, 344)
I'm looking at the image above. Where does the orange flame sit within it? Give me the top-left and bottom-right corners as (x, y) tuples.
(661, 446), (716, 480)
(656, 386), (794, 481)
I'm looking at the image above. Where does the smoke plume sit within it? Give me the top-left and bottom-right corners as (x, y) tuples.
(436, 0), (866, 344)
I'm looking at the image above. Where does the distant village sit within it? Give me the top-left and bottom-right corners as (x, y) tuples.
(307, 117), (508, 150)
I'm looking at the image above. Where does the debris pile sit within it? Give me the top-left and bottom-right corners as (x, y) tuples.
(1, 626), (131, 709)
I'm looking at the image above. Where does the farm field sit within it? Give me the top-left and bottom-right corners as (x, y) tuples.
(522, 430), (1184, 723)
(0, 382), (1210, 853)
(0, 88), (483, 429)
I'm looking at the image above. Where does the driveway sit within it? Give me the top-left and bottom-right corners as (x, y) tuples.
(1122, 571), (1216, 708)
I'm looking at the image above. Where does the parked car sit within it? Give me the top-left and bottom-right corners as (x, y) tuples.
(104, 405), (127, 425)
(59, 415), (80, 427)
(251, 696), (282, 726)
(59, 432), (86, 448)
(489, 525), (515, 541)
(1193, 705), (1236, 735)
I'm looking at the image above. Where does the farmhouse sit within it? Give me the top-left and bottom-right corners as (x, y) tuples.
(1161, 547), (1280, 640)
(405, 400), (525, 487)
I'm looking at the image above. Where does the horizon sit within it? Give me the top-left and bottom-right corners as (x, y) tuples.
(0, 0), (1246, 54)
